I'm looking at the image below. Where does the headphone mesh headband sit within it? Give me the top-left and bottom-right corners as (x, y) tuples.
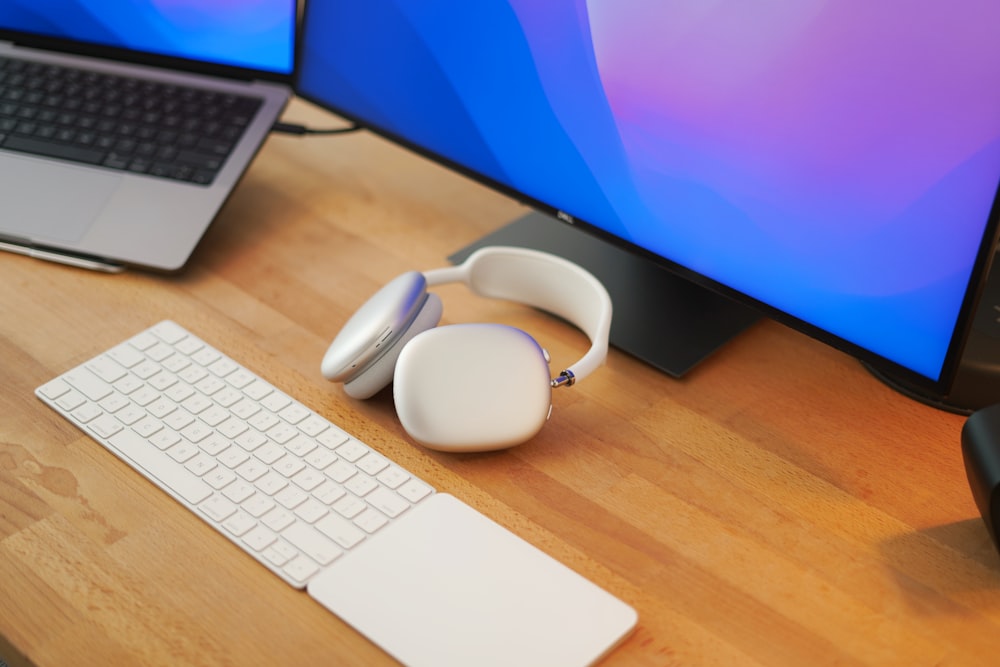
(423, 246), (613, 382)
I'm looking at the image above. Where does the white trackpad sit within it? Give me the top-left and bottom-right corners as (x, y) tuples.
(306, 493), (637, 667)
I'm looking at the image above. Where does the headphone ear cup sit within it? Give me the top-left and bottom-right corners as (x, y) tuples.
(344, 292), (442, 399)
(393, 323), (552, 452)
(322, 270), (440, 395)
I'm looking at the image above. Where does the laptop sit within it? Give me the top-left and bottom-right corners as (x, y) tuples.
(0, 1), (296, 272)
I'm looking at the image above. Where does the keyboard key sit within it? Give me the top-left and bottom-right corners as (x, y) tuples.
(87, 356), (127, 383)
(345, 474), (377, 498)
(63, 368), (113, 401)
(354, 508), (389, 534)
(133, 417), (163, 438)
(222, 510), (257, 537)
(243, 380), (272, 401)
(72, 402), (103, 424)
(108, 429), (211, 504)
(185, 454), (217, 476)
(218, 446), (250, 469)
(256, 471), (288, 496)
(201, 494), (237, 522)
(283, 556), (320, 585)
(262, 507), (295, 532)
(397, 479), (433, 503)
(275, 485), (308, 510)
(99, 393), (130, 414)
(150, 430), (181, 451)
(262, 542), (296, 567)
(108, 344), (147, 369)
(357, 452), (389, 475)
(317, 427), (348, 449)
(56, 390), (86, 412)
(312, 480), (346, 506)
(90, 414), (124, 439)
(165, 383), (195, 403)
(285, 434), (317, 458)
(114, 375), (145, 396)
(248, 411), (279, 432)
(366, 486), (411, 519)
(315, 512), (366, 549)
(243, 525), (277, 552)
(376, 466), (410, 490)
(298, 415), (331, 437)
(333, 495), (366, 519)
(151, 321), (188, 345)
(236, 458), (269, 483)
(281, 522), (342, 566)
(2, 134), (104, 164)
(235, 430), (267, 452)
(279, 403), (310, 425)
(242, 493), (275, 518)
(294, 498), (329, 524)
(255, 443), (285, 465)
(326, 459), (357, 484)
(218, 417), (248, 439)
(336, 440), (368, 462)
(37, 378), (71, 400)
(205, 467), (236, 490)
(292, 467), (325, 492)
(304, 447), (336, 471)
(167, 441), (198, 463)
(222, 480), (255, 504)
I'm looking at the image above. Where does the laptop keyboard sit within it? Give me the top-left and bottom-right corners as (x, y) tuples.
(36, 321), (436, 588)
(0, 56), (263, 185)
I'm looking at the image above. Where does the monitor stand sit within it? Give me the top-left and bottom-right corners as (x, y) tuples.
(450, 211), (761, 378)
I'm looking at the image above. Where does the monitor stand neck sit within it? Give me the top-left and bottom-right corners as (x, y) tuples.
(449, 211), (760, 378)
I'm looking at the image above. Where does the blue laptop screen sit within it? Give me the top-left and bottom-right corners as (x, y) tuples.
(0, 0), (295, 75)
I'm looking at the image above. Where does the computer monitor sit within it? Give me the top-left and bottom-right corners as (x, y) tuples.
(296, 1), (1000, 414)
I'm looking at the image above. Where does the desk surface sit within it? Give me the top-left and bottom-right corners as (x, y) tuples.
(2, 98), (999, 667)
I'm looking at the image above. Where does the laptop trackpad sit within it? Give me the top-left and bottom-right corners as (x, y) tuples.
(306, 493), (637, 667)
(0, 155), (121, 242)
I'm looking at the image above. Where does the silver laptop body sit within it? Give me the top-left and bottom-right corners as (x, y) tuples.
(0, 4), (294, 272)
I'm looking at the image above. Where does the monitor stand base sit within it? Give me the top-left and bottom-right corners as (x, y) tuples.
(450, 212), (761, 378)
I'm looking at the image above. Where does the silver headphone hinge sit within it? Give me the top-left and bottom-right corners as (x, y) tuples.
(551, 370), (576, 389)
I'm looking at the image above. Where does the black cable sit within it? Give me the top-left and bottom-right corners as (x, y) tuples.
(271, 121), (362, 136)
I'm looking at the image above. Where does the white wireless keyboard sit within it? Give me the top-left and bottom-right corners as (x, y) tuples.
(35, 320), (435, 588)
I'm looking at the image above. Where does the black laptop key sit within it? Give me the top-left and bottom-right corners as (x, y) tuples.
(0, 55), (264, 185)
(2, 134), (104, 165)
(177, 150), (223, 171)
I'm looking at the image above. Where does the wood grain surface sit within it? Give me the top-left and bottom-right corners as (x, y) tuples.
(1, 98), (997, 667)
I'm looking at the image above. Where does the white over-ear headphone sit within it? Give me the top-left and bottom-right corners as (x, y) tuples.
(321, 246), (612, 452)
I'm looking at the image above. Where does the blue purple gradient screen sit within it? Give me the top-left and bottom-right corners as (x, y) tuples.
(0, 0), (294, 74)
(299, 1), (1000, 381)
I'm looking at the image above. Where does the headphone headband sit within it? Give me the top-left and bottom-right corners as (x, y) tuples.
(423, 246), (612, 385)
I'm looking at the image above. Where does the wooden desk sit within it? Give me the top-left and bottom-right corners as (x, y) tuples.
(2, 98), (998, 666)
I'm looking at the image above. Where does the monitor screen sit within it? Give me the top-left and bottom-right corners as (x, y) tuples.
(297, 1), (1000, 402)
(0, 0), (296, 75)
